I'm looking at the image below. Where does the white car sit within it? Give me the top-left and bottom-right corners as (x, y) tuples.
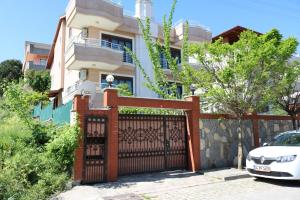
(246, 131), (300, 180)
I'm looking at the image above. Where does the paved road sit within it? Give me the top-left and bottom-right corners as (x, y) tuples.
(58, 170), (300, 200)
(145, 177), (300, 200)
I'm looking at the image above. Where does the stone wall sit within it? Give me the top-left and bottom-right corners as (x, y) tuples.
(258, 120), (293, 145)
(200, 118), (294, 170)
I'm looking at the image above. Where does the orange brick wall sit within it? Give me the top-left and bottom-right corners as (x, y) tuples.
(73, 89), (201, 183)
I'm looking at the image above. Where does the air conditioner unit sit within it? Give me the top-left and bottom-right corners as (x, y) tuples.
(79, 69), (87, 81)
(82, 28), (88, 38)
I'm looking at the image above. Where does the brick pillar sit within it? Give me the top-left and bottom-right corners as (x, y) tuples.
(103, 89), (119, 182)
(252, 113), (260, 148)
(73, 95), (90, 183)
(185, 96), (201, 172)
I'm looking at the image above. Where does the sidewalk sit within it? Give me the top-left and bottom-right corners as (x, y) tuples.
(202, 168), (250, 181)
(57, 168), (251, 200)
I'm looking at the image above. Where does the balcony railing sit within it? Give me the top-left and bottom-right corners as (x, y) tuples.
(66, 34), (133, 64)
(101, 40), (123, 51)
(173, 19), (211, 32)
(26, 61), (46, 70)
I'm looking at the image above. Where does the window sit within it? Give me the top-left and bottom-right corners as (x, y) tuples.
(171, 48), (182, 64)
(269, 133), (300, 146)
(101, 34), (133, 63)
(159, 82), (183, 99)
(101, 74), (134, 94)
(169, 83), (183, 99)
(40, 59), (47, 66)
(160, 48), (181, 69)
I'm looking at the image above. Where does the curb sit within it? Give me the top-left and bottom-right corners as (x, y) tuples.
(199, 168), (252, 181)
(223, 174), (251, 181)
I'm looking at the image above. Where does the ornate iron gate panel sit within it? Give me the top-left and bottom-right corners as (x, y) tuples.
(83, 116), (107, 184)
(165, 116), (188, 170)
(118, 114), (187, 176)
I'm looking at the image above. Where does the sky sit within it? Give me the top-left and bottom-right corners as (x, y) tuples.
(0, 0), (299, 62)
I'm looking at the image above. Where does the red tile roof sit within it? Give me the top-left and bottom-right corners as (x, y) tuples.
(212, 26), (262, 44)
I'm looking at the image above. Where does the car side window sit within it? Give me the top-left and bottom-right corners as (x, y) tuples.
(270, 133), (300, 146)
(290, 135), (300, 146)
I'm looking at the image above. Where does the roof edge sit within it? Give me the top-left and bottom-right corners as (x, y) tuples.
(212, 25), (262, 42)
(46, 16), (66, 70)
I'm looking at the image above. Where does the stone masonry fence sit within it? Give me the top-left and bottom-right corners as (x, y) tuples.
(199, 114), (295, 169)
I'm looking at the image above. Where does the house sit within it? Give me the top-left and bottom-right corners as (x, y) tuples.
(212, 26), (300, 114)
(23, 41), (51, 72)
(30, 4), (300, 184)
(46, 0), (212, 108)
(212, 25), (262, 44)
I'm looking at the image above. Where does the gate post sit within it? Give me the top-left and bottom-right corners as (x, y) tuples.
(103, 89), (119, 182)
(185, 96), (201, 172)
(73, 95), (90, 183)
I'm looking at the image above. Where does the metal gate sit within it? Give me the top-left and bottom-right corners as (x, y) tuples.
(83, 116), (107, 184)
(118, 114), (187, 175)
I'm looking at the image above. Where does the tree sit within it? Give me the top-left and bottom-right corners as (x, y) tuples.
(0, 59), (23, 95)
(25, 69), (51, 93)
(189, 29), (298, 169)
(117, 83), (133, 97)
(126, 0), (192, 99)
(271, 61), (300, 129)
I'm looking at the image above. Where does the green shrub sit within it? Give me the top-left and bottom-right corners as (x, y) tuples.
(117, 83), (133, 96)
(0, 147), (40, 200)
(0, 121), (79, 200)
(31, 123), (53, 148)
(0, 116), (32, 169)
(119, 107), (184, 115)
(46, 125), (80, 173)
(2, 82), (48, 128)
(0, 82), (80, 200)
(22, 172), (68, 200)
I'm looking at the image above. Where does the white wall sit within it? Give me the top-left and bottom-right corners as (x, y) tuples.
(50, 25), (64, 91)
(135, 0), (153, 20)
(62, 27), (83, 104)
(134, 21), (159, 98)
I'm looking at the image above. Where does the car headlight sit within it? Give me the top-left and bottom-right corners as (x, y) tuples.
(246, 154), (251, 161)
(276, 155), (297, 163)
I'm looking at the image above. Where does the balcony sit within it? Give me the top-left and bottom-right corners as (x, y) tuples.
(66, 0), (123, 31)
(25, 61), (47, 70)
(174, 20), (212, 45)
(65, 35), (133, 70)
(64, 81), (105, 108)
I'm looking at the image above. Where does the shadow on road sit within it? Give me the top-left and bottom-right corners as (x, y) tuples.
(254, 178), (300, 188)
(93, 170), (201, 189)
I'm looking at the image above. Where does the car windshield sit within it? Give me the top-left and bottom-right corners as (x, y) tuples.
(268, 132), (300, 146)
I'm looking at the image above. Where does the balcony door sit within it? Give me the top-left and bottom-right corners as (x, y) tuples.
(101, 34), (133, 63)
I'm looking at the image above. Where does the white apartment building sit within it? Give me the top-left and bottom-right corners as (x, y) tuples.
(47, 0), (212, 108)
